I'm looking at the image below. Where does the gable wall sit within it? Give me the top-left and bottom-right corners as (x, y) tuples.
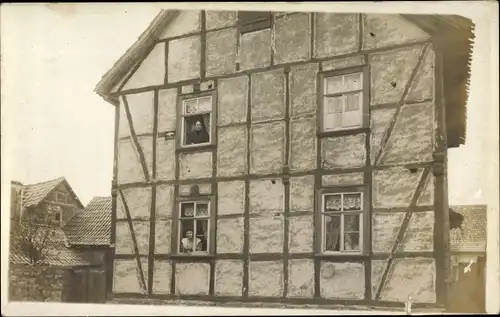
(108, 10), (450, 308)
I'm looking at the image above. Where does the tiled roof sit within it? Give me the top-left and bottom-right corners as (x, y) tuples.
(450, 205), (487, 253)
(85, 196), (112, 212)
(9, 227), (91, 267)
(21, 177), (65, 208)
(63, 196), (112, 246)
(20, 177), (84, 209)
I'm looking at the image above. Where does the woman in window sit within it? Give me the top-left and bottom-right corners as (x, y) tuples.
(186, 118), (209, 145)
(181, 230), (202, 253)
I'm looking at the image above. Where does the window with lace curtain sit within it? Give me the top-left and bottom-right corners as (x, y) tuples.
(319, 187), (368, 254)
(320, 67), (368, 133)
(179, 92), (215, 148)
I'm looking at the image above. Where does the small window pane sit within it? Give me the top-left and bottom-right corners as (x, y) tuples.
(343, 73), (362, 91)
(195, 219), (209, 252)
(183, 99), (198, 115)
(343, 193), (362, 211)
(181, 203), (195, 217)
(344, 232), (360, 251)
(325, 195), (342, 212)
(344, 214), (360, 232)
(197, 96), (212, 112)
(54, 212), (61, 221)
(325, 96), (343, 114)
(325, 76), (343, 95)
(345, 93), (361, 111)
(324, 214), (341, 252)
(196, 203), (209, 217)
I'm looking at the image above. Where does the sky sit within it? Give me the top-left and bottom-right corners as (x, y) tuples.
(0, 3), (491, 206)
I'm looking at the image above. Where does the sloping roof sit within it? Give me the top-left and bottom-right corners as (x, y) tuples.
(9, 227), (91, 267)
(449, 204), (487, 253)
(21, 177), (84, 210)
(94, 11), (474, 148)
(63, 196), (112, 246)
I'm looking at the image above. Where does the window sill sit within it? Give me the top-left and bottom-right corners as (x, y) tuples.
(176, 144), (216, 153)
(317, 127), (369, 138)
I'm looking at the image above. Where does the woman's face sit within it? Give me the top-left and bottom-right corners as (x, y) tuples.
(194, 121), (202, 131)
(186, 230), (193, 238)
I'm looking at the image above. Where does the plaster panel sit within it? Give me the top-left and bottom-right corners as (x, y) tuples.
(156, 139), (176, 181)
(138, 136), (154, 180)
(380, 102), (434, 165)
(215, 260), (243, 296)
(168, 36), (201, 83)
(362, 14), (430, 50)
(370, 108), (397, 164)
(250, 121), (285, 174)
(288, 259), (314, 298)
(123, 91), (155, 136)
(290, 176), (314, 212)
(152, 260), (172, 295)
(314, 13), (359, 58)
(156, 184), (174, 219)
(373, 167), (423, 208)
(322, 173), (365, 187)
(322, 55), (365, 72)
(249, 178), (284, 215)
(406, 47), (435, 102)
(206, 10), (237, 30)
(158, 88), (177, 133)
(217, 217), (244, 253)
(217, 75), (248, 126)
(290, 63), (318, 117)
(179, 151), (213, 180)
(274, 13), (311, 64)
(379, 258), (436, 303)
(290, 117), (317, 172)
(417, 174), (434, 206)
(118, 101), (131, 138)
(249, 216), (284, 253)
(121, 187), (151, 220)
(178, 183), (211, 196)
(369, 46), (422, 106)
(218, 181), (245, 216)
(206, 28), (237, 77)
(117, 139), (144, 184)
(240, 29), (271, 71)
(288, 215), (314, 253)
(217, 125), (247, 177)
(321, 134), (366, 169)
(249, 261), (283, 297)
(155, 220), (171, 254)
(175, 263), (210, 295)
(400, 211), (434, 252)
(159, 10), (201, 39)
(123, 43), (165, 91)
(372, 212), (404, 253)
(320, 262), (365, 299)
(113, 259), (148, 293)
(251, 69), (285, 121)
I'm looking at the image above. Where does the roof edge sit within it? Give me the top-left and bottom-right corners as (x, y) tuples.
(94, 10), (179, 103)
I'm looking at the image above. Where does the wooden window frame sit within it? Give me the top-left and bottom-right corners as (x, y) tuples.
(237, 11), (272, 35)
(318, 66), (370, 136)
(316, 185), (370, 256)
(176, 90), (217, 151)
(173, 195), (216, 257)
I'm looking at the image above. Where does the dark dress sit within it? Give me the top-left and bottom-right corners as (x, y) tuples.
(187, 129), (209, 145)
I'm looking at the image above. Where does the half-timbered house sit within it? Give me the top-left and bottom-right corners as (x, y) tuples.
(94, 9), (474, 310)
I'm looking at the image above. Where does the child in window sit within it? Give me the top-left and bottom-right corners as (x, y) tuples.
(181, 230), (202, 253)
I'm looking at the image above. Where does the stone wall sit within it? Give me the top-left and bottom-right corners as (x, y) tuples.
(9, 264), (64, 302)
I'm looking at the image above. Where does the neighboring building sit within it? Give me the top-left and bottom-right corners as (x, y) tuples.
(448, 205), (487, 313)
(11, 177), (84, 227)
(94, 10), (474, 310)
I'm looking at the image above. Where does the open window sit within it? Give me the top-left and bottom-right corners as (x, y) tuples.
(47, 204), (62, 226)
(320, 68), (368, 133)
(180, 93), (214, 148)
(238, 11), (271, 34)
(178, 200), (211, 254)
(319, 186), (368, 255)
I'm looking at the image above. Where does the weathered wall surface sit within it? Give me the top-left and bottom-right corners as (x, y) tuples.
(9, 264), (63, 302)
(110, 10), (443, 306)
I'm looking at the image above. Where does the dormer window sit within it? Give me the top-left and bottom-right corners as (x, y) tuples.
(238, 11), (271, 34)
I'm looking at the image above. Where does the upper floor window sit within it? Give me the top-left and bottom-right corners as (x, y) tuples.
(238, 11), (271, 34)
(319, 187), (368, 254)
(178, 200), (211, 254)
(320, 69), (367, 133)
(47, 204), (62, 225)
(180, 94), (213, 148)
